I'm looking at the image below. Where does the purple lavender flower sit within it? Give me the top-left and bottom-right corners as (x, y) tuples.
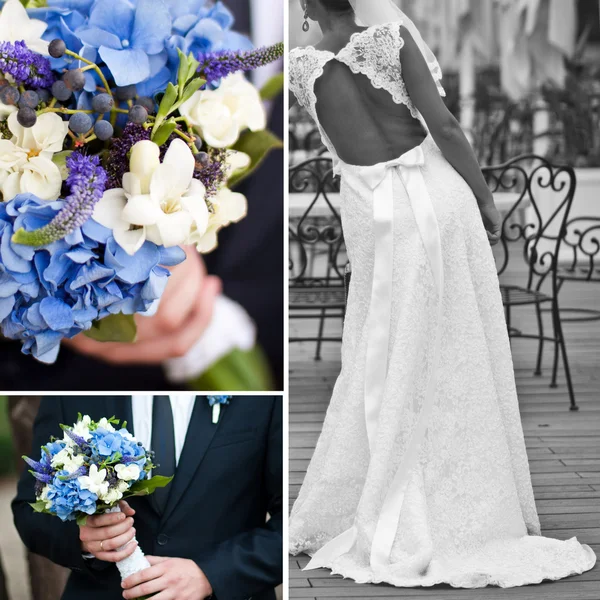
(197, 42), (284, 86)
(194, 149), (228, 199)
(0, 40), (54, 88)
(63, 428), (88, 448)
(12, 153), (107, 247)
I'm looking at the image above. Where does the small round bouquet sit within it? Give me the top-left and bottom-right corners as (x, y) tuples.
(0, 0), (283, 387)
(24, 413), (172, 584)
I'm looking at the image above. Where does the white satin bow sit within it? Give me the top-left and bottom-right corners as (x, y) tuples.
(304, 141), (445, 575)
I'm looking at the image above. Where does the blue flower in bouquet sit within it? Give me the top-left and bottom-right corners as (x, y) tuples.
(74, 0), (172, 87)
(46, 470), (98, 521)
(0, 191), (185, 363)
(90, 428), (127, 458)
(164, 0), (252, 84)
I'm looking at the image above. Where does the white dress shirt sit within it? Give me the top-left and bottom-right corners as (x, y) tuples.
(131, 395), (196, 465)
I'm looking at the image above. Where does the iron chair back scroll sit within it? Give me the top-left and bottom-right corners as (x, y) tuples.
(289, 157), (348, 360)
(481, 155), (578, 410)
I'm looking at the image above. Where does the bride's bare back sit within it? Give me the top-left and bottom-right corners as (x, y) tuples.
(314, 56), (427, 166)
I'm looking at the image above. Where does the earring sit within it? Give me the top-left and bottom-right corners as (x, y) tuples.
(303, 10), (310, 32)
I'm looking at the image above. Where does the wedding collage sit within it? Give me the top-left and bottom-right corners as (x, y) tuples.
(0, 0), (599, 599)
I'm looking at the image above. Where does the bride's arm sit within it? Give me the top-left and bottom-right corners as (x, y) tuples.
(400, 28), (493, 210)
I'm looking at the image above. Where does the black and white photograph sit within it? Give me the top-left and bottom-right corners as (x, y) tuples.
(289, 0), (600, 597)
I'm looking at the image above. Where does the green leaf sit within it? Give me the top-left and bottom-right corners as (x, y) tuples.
(52, 150), (73, 180)
(127, 475), (174, 497)
(84, 313), (137, 343)
(151, 118), (178, 146)
(30, 500), (48, 513)
(176, 48), (190, 91)
(156, 82), (178, 122)
(76, 513), (89, 526)
(186, 52), (200, 78)
(178, 77), (205, 105)
(260, 73), (284, 101)
(229, 129), (283, 188)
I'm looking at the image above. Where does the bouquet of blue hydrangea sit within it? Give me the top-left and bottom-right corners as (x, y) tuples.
(0, 0), (283, 383)
(24, 414), (172, 583)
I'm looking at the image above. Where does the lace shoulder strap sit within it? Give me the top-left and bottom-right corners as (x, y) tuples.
(289, 46), (335, 113)
(336, 22), (445, 118)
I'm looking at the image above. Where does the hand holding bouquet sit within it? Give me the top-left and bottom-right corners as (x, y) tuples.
(24, 414), (172, 584)
(0, 0), (283, 383)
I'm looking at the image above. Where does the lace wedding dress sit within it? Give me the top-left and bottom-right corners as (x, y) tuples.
(288, 22), (596, 588)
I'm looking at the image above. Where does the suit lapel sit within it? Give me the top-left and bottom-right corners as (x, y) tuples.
(161, 397), (220, 524)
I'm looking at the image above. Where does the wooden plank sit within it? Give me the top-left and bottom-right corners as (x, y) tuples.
(289, 260), (600, 598)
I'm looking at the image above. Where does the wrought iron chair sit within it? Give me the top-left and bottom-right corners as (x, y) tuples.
(482, 155), (578, 410)
(556, 217), (600, 322)
(289, 157), (347, 360)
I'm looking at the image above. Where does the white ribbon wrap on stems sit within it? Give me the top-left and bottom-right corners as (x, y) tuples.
(106, 505), (151, 580)
(304, 139), (444, 576)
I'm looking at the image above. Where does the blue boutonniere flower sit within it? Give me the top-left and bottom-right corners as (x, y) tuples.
(207, 396), (232, 424)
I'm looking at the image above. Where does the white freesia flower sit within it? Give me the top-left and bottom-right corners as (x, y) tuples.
(0, 101), (16, 122)
(180, 73), (266, 148)
(97, 417), (116, 432)
(193, 188), (247, 253)
(115, 464), (141, 481)
(0, 112), (69, 201)
(70, 415), (93, 442)
(101, 487), (124, 504)
(117, 480), (130, 493)
(78, 464), (109, 497)
(40, 484), (52, 509)
(0, 0), (49, 55)
(93, 139), (209, 255)
(51, 448), (85, 473)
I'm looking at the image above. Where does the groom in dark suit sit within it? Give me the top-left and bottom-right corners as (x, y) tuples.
(12, 396), (282, 600)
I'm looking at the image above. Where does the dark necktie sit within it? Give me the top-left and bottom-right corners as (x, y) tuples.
(227, 0), (252, 38)
(151, 396), (176, 514)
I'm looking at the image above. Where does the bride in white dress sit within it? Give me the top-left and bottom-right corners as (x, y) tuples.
(288, 0), (596, 588)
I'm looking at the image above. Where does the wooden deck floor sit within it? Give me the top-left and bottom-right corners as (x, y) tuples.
(289, 276), (600, 599)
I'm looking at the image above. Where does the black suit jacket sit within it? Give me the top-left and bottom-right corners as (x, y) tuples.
(0, 94), (284, 392)
(12, 396), (283, 600)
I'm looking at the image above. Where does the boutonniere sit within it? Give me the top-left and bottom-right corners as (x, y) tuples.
(207, 396), (232, 424)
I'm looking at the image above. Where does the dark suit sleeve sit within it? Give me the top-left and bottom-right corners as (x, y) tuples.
(11, 398), (106, 576)
(194, 398), (283, 599)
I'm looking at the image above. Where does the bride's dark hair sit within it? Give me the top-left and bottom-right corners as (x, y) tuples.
(319, 0), (353, 13)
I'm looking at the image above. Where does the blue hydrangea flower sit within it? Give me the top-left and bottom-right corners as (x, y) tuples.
(74, 0), (173, 87)
(164, 0), (252, 86)
(0, 194), (185, 364)
(46, 470), (98, 521)
(90, 427), (125, 457)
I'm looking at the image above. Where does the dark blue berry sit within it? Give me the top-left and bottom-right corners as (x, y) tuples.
(194, 152), (210, 168)
(69, 112), (93, 134)
(128, 105), (148, 124)
(51, 80), (72, 102)
(17, 107), (37, 128)
(48, 39), (66, 58)
(18, 90), (40, 109)
(36, 88), (51, 104)
(62, 69), (85, 92)
(0, 86), (20, 106)
(115, 85), (137, 100)
(94, 119), (113, 141)
(134, 96), (155, 113)
(91, 92), (114, 113)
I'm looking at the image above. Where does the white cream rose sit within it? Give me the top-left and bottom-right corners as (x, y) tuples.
(180, 72), (267, 148)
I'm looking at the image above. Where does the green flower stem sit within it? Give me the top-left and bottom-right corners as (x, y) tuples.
(172, 127), (197, 146)
(48, 97), (57, 108)
(64, 49), (113, 99)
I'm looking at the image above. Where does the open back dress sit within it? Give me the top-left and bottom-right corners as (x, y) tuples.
(288, 21), (596, 587)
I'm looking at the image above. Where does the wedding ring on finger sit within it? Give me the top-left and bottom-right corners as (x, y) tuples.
(100, 540), (104, 552)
